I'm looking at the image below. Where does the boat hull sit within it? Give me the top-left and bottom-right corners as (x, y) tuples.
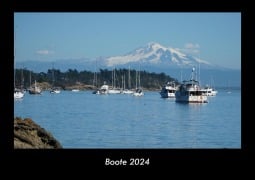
(175, 92), (208, 103)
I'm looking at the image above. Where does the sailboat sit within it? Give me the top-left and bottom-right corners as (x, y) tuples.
(133, 65), (144, 96)
(14, 28), (25, 99)
(123, 66), (134, 94)
(50, 63), (61, 94)
(227, 81), (232, 94)
(28, 70), (42, 95)
(108, 67), (121, 94)
(14, 68), (25, 99)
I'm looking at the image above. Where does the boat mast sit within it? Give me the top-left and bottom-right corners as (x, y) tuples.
(14, 26), (16, 90)
(128, 65), (131, 89)
(21, 65), (24, 90)
(30, 70), (32, 88)
(52, 62), (55, 87)
(138, 64), (141, 88)
(135, 70), (138, 89)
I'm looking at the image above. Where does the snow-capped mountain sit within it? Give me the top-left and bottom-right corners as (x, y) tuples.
(105, 42), (213, 68)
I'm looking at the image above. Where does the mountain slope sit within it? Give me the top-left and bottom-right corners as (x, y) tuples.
(106, 42), (213, 68)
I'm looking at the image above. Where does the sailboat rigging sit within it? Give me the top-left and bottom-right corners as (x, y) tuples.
(50, 63), (61, 94)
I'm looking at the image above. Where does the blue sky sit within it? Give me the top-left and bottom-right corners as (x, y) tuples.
(14, 13), (241, 69)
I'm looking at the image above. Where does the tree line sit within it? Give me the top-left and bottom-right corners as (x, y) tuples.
(14, 68), (179, 90)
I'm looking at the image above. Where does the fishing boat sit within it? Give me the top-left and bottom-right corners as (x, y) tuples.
(175, 68), (207, 103)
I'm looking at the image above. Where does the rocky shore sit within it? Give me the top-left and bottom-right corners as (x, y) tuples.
(14, 117), (62, 149)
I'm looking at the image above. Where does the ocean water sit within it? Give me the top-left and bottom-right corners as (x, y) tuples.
(14, 89), (241, 148)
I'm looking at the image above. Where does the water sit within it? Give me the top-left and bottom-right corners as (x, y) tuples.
(14, 89), (241, 148)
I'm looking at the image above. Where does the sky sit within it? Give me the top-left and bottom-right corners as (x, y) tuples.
(14, 13), (241, 69)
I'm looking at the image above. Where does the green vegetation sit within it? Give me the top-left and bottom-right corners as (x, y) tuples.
(14, 68), (179, 90)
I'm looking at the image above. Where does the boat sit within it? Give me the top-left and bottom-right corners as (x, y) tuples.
(14, 68), (25, 99)
(133, 88), (144, 96)
(99, 83), (109, 94)
(50, 63), (61, 94)
(50, 88), (61, 94)
(108, 68), (121, 94)
(94, 81), (109, 95)
(123, 89), (134, 94)
(14, 33), (25, 99)
(133, 65), (144, 96)
(72, 89), (80, 92)
(14, 88), (24, 99)
(175, 68), (207, 103)
(160, 81), (177, 98)
(201, 85), (217, 96)
(28, 80), (42, 95)
(122, 66), (134, 94)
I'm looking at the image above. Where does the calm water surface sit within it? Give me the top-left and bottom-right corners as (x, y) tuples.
(14, 89), (241, 148)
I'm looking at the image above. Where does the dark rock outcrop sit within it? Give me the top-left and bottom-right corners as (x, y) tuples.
(14, 117), (62, 149)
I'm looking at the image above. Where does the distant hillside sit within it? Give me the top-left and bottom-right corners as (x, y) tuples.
(14, 68), (178, 90)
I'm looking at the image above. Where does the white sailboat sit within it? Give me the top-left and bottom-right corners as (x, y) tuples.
(14, 68), (25, 99)
(50, 63), (61, 94)
(108, 68), (121, 94)
(133, 65), (144, 97)
(123, 66), (134, 94)
(201, 76), (217, 96)
(14, 27), (25, 99)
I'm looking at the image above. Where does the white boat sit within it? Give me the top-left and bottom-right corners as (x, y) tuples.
(50, 63), (61, 94)
(14, 29), (24, 99)
(133, 88), (144, 96)
(72, 89), (80, 92)
(108, 68), (121, 94)
(123, 89), (134, 94)
(201, 85), (217, 96)
(108, 88), (121, 94)
(94, 81), (109, 95)
(14, 69), (25, 99)
(160, 81), (177, 98)
(50, 88), (61, 94)
(133, 66), (144, 97)
(123, 66), (134, 94)
(14, 89), (24, 99)
(175, 68), (207, 103)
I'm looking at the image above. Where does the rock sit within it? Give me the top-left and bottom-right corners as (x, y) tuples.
(14, 117), (62, 149)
